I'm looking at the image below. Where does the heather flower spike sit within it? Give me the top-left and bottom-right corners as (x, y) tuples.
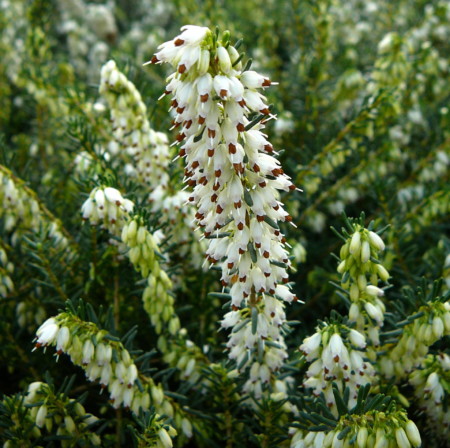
(147, 26), (300, 385)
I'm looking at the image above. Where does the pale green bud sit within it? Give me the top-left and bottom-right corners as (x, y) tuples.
(137, 226), (146, 245)
(350, 231), (361, 255)
(361, 241), (371, 263)
(158, 428), (173, 448)
(197, 49), (210, 75)
(395, 427), (411, 448)
(64, 415), (76, 433)
(377, 264), (390, 282)
(217, 46), (232, 73)
(368, 231), (385, 251)
(405, 420), (421, 447)
(357, 427), (368, 448)
(36, 404), (48, 428)
(127, 220), (137, 241)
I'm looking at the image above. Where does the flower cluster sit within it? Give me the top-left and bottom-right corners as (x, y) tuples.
(0, 166), (69, 248)
(100, 59), (171, 189)
(100, 60), (203, 265)
(337, 225), (389, 346)
(291, 406), (421, 448)
(33, 313), (172, 418)
(300, 323), (374, 414)
(24, 381), (101, 446)
(81, 185), (134, 235)
(148, 25), (299, 383)
(379, 299), (450, 380)
(409, 353), (450, 439)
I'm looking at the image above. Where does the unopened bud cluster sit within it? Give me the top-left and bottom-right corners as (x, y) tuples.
(409, 353), (450, 439)
(300, 323), (374, 415)
(81, 185), (134, 234)
(149, 25), (299, 382)
(122, 216), (180, 335)
(100, 60), (170, 188)
(291, 406), (421, 448)
(338, 226), (389, 346)
(34, 313), (167, 415)
(379, 299), (450, 379)
(24, 381), (100, 446)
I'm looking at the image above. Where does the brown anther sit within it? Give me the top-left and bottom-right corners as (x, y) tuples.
(232, 305), (239, 311)
(243, 291), (249, 298)
(198, 116), (206, 124)
(255, 242), (261, 248)
(187, 179), (196, 186)
(171, 99), (178, 108)
(222, 280), (229, 287)
(259, 287), (266, 293)
(253, 163), (260, 172)
(259, 181), (266, 187)
(274, 230), (280, 236)
(215, 223), (221, 230)
(150, 55), (159, 64)
(208, 148), (215, 157)
(264, 272), (271, 278)
(176, 132), (185, 142)
(213, 182), (220, 191)
(264, 144), (273, 153)
(228, 143), (237, 154)
(334, 355), (340, 362)
(269, 288), (275, 294)
(228, 262), (234, 269)
(220, 89), (228, 98)
(184, 120), (193, 129)
(272, 168), (282, 176)
(236, 122), (245, 132)
(188, 196), (195, 202)
(270, 312), (275, 318)
(238, 99), (246, 107)
(233, 163), (243, 174)
(237, 222), (244, 230)
(324, 367), (329, 374)
(178, 148), (186, 157)
(262, 79), (272, 87)
(176, 106), (185, 114)
(240, 276), (246, 282)
(57, 349), (63, 355)
(204, 231), (211, 237)
(174, 38), (185, 46)
(289, 183), (297, 191)
(178, 64), (186, 74)
(211, 193), (218, 203)
(256, 215), (265, 222)
(216, 204), (224, 214)
(263, 251), (270, 258)
(293, 296), (299, 302)
(285, 215), (293, 222)
(344, 365), (349, 370)
(238, 248), (245, 254)
(281, 237), (287, 243)
(195, 212), (204, 220)
(191, 161), (199, 169)
(215, 169), (221, 178)
(273, 204), (279, 210)
(260, 108), (270, 115)
(200, 93), (209, 102)
(199, 176), (207, 185)
(282, 277), (289, 283)
(207, 128), (216, 138)
(234, 201), (241, 209)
